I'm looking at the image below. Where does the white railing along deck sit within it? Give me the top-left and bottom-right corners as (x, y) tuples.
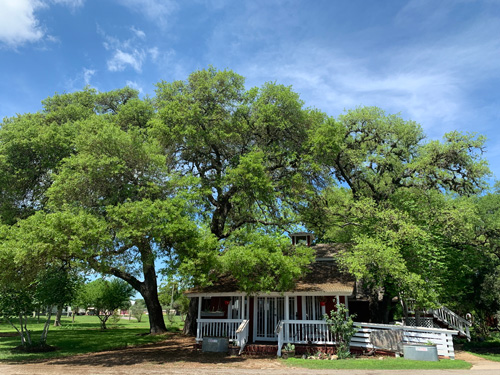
(196, 319), (243, 343)
(236, 319), (250, 355)
(431, 306), (471, 341)
(276, 320), (458, 358)
(405, 301), (471, 341)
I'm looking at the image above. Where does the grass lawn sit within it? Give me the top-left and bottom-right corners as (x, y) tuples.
(0, 314), (183, 362)
(283, 357), (471, 370)
(462, 332), (500, 362)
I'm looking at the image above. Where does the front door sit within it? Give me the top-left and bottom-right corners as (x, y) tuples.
(255, 296), (285, 341)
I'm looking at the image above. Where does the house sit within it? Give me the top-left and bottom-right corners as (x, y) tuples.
(186, 232), (466, 358)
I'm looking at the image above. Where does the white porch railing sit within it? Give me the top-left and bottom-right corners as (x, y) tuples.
(236, 319), (250, 355)
(276, 320), (458, 358)
(196, 319), (243, 343)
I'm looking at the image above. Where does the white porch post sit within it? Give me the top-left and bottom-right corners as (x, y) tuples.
(197, 296), (202, 340)
(252, 296), (257, 341)
(302, 296), (306, 320)
(239, 296), (242, 319)
(284, 295), (289, 342)
(197, 296), (202, 319)
(285, 295), (289, 320)
(344, 295), (349, 316)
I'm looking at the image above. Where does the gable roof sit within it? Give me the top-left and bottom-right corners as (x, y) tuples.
(185, 243), (354, 296)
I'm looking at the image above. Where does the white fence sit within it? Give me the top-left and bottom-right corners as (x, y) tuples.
(277, 320), (458, 358)
(197, 318), (458, 359)
(196, 319), (243, 343)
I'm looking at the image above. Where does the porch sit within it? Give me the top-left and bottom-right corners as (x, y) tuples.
(193, 293), (350, 339)
(196, 318), (458, 359)
(192, 293), (459, 359)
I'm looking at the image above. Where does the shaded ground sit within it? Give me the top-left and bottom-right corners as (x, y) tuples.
(2, 333), (500, 374)
(14, 332), (283, 369)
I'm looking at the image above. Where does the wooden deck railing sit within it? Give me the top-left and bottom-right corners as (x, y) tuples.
(196, 319), (243, 343)
(431, 306), (471, 341)
(276, 320), (458, 358)
(196, 318), (459, 359)
(405, 301), (471, 340)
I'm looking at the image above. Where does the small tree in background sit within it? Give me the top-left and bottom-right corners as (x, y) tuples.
(131, 299), (146, 322)
(173, 294), (190, 321)
(324, 303), (357, 359)
(79, 278), (134, 330)
(0, 266), (77, 351)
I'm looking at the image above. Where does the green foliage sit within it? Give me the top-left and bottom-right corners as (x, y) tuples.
(153, 67), (324, 240)
(1, 70), (496, 335)
(173, 294), (190, 317)
(0, 265), (79, 348)
(304, 107), (491, 319)
(324, 304), (357, 359)
(78, 279), (134, 330)
(314, 106), (489, 202)
(130, 300), (146, 322)
(463, 332), (500, 361)
(219, 230), (315, 293)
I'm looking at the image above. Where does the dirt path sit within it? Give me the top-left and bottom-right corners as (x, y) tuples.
(455, 350), (500, 371)
(1, 334), (500, 374)
(3, 333), (286, 370)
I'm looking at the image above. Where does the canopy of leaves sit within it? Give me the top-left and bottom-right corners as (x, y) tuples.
(219, 230), (315, 293)
(303, 106), (491, 313)
(152, 67), (325, 240)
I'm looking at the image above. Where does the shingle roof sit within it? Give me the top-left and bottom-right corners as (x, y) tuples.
(185, 243), (354, 295)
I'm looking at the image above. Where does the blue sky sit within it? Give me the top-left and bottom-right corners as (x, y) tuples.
(1, 0), (500, 179)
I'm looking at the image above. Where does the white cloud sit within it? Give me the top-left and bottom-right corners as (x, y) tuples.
(107, 49), (145, 72)
(148, 47), (159, 61)
(0, 0), (85, 48)
(130, 26), (146, 39)
(99, 25), (160, 73)
(125, 80), (143, 93)
(208, 2), (500, 140)
(0, 0), (45, 47)
(116, 0), (177, 27)
(50, 0), (85, 11)
(83, 68), (95, 85)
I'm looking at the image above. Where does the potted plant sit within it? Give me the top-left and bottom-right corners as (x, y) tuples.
(281, 343), (295, 359)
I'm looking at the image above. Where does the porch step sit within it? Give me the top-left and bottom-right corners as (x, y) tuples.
(243, 344), (278, 355)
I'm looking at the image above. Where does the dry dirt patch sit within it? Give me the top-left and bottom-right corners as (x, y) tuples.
(30, 332), (283, 370)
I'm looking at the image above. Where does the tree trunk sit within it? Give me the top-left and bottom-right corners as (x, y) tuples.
(183, 297), (198, 336)
(141, 285), (167, 334)
(53, 305), (63, 327)
(103, 242), (168, 335)
(138, 244), (167, 334)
